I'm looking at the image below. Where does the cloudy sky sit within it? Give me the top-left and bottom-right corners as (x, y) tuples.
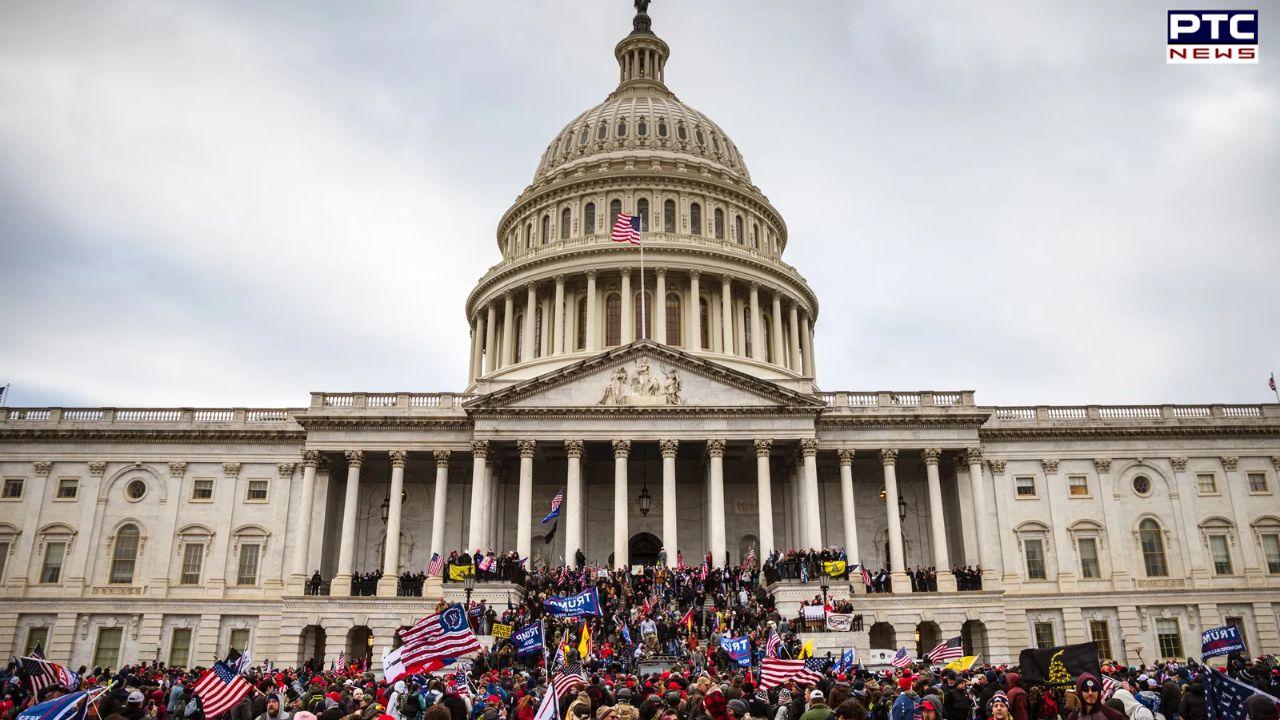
(1, 1), (1276, 408)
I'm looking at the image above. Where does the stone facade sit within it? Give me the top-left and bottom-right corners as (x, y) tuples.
(2, 5), (1279, 672)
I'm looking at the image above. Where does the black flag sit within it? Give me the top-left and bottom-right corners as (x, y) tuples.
(1018, 642), (1101, 686)
(544, 521), (557, 544)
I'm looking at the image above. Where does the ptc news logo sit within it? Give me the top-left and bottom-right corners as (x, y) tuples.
(1168, 10), (1259, 63)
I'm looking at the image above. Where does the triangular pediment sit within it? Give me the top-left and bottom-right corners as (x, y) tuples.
(465, 341), (825, 413)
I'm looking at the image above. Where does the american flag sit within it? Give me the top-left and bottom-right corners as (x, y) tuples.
(453, 660), (472, 689)
(926, 637), (964, 664)
(192, 661), (253, 718)
(1101, 675), (1118, 700)
(399, 604), (483, 670)
(760, 658), (827, 689)
(1204, 667), (1279, 720)
(890, 647), (914, 668)
(611, 214), (641, 245)
(861, 566), (872, 587)
(1271, 373), (1277, 392)
(542, 490), (564, 524)
(19, 657), (79, 695)
(533, 686), (562, 720)
(744, 545), (757, 568)
(16, 689), (93, 720)
(765, 631), (783, 659)
(427, 553), (444, 578)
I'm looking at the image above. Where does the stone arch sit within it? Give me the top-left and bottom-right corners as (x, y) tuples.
(1114, 460), (1175, 498)
(868, 622), (896, 650)
(738, 534), (758, 565)
(628, 532), (661, 566)
(961, 619), (988, 657)
(99, 463), (167, 503)
(345, 626), (373, 666)
(299, 625), (326, 670)
(916, 620), (942, 657)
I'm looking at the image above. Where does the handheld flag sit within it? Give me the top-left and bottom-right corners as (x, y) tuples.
(577, 620), (592, 658)
(943, 656), (979, 672)
(19, 657), (79, 695)
(890, 647), (913, 668)
(543, 489), (564, 524)
(427, 552), (444, 578)
(390, 604), (484, 680)
(681, 607), (695, 632)
(532, 686), (562, 720)
(1017, 643), (1101, 686)
(1203, 667), (1279, 720)
(17, 689), (92, 720)
(926, 637), (964, 664)
(192, 661), (253, 718)
(760, 658), (825, 689)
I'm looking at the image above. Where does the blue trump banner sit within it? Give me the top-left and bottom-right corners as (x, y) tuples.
(513, 622), (544, 656)
(719, 635), (752, 667)
(543, 588), (603, 618)
(1201, 625), (1247, 659)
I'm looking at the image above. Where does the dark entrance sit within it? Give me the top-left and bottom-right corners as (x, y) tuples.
(629, 532), (662, 566)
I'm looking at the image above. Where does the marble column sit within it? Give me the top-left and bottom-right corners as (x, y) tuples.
(613, 439), (631, 567)
(923, 448), (955, 591)
(485, 304), (498, 374)
(553, 275), (566, 355)
(522, 283), (537, 362)
(800, 439), (822, 548)
(378, 449), (408, 596)
(1169, 457), (1208, 582)
(467, 441), (489, 551)
(585, 270), (599, 350)
(770, 291), (785, 366)
(801, 314), (815, 377)
(428, 450), (451, 565)
(1221, 456), (1262, 582)
(720, 275), (734, 354)
(837, 450), (859, 564)
(621, 268), (634, 344)
(755, 439), (775, 555)
(654, 268), (667, 343)
(333, 450), (363, 597)
(660, 439), (679, 557)
(289, 450), (319, 584)
(688, 271), (701, 350)
(788, 303), (802, 371)
(516, 440), (536, 563)
(564, 440), (584, 565)
(708, 439), (728, 565)
(880, 448), (909, 589)
(501, 292), (515, 367)
(469, 316), (482, 382)
(965, 448), (1001, 586)
(749, 283), (764, 361)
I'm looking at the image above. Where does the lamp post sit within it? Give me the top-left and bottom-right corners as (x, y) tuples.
(638, 443), (651, 517)
(463, 572), (475, 609)
(819, 571), (830, 608)
(380, 491), (406, 523)
(898, 496), (907, 523)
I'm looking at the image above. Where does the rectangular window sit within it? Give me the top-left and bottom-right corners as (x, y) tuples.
(1155, 618), (1182, 659)
(169, 628), (193, 667)
(1263, 534), (1280, 574)
(1015, 476), (1036, 497)
(1197, 473), (1217, 494)
(1068, 475), (1089, 497)
(1209, 535), (1233, 575)
(1078, 538), (1100, 579)
(1033, 621), (1055, 649)
(1089, 620), (1112, 661)
(229, 628), (251, 653)
(25, 627), (49, 656)
(1024, 539), (1046, 580)
(246, 480), (269, 502)
(180, 544), (205, 585)
(236, 544), (260, 586)
(2, 478), (23, 498)
(56, 479), (79, 499)
(1248, 472), (1269, 493)
(41, 541), (66, 584)
(93, 627), (123, 670)
(192, 479), (214, 501)
(109, 533), (139, 584)
(1224, 617), (1248, 654)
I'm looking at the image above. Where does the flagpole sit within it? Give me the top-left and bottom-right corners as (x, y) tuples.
(1272, 372), (1279, 403)
(639, 225), (647, 341)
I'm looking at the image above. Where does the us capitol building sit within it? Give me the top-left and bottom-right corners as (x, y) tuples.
(2, 5), (1278, 672)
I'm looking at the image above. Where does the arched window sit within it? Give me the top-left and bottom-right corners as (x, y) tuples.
(735, 216), (744, 244)
(560, 208), (571, 240)
(576, 297), (588, 350)
(742, 305), (752, 357)
(605, 293), (621, 346)
(752, 222), (759, 248)
(711, 133), (721, 152)
(635, 291), (653, 339)
(637, 117), (647, 136)
(677, 122), (687, 141)
(610, 200), (622, 230)
(597, 122), (608, 141)
(616, 118), (627, 137)
(694, 127), (705, 146)
(541, 215), (550, 245)
(110, 523), (140, 584)
(762, 313), (772, 361)
(664, 200), (676, 233)
(665, 292), (681, 345)
(636, 198), (649, 232)
(578, 126), (589, 145)
(513, 312), (524, 361)
(584, 202), (596, 235)
(714, 209), (725, 239)
(657, 119), (668, 137)
(1139, 519), (1168, 577)
(699, 297), (710, 349)
(526, 222), (533, 249)
(533, 306), (543, 357)
(690, 203), (702, 236)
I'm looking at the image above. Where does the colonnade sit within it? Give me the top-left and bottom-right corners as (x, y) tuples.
(467, 268), (817, 381)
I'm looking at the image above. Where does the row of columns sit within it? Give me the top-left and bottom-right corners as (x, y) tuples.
(468, 269), (817, 381)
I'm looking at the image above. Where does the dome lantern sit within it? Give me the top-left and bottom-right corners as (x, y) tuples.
(615, 1), (669, 90)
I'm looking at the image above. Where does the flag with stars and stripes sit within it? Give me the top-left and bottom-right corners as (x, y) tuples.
(744, 545), (756, 568)
(926, 637), (964, 664)
(427, 553), (444, 578)
(19, 657), (79, 695)
(890, 647), (913, 668)
(611, 214), (641, 245)
(551, 655), (587, 699)
(1204, 668), (1279, 720)
(542, 489), (564, 524)
(192, 661), (253, 718)
(760, 658), (827, 689)
(17, 689), (93, 720)
(765, 631), (783, 659)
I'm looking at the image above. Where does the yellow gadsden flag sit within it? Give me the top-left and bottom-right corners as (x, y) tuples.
(448, 564), (474, 582)
(822, 560), (847, 577)
(578, 620), (592, 657)
(944, 656), (979, 672)
(798, 640), (815, 659)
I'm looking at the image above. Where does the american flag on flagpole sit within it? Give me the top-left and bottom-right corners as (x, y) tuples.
(926, 637), (964, 664)
(398, 604), (484, 672)
(744, 545), (757, 568)
(542, 489), (564, 524)
(16, 689), (95, 720)
(192, 661), (253, 718)
(427, 553), (444, 578)
(891, 647), (914, 668)
(760, 658), (826, 689)
(611, 214), (641, 245)
(765, 631), (782, 659)
(19, 657), (79, 695)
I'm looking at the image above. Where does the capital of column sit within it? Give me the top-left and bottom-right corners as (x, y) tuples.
(754, 439), (773, 458)
(879, 448), (899, 466)
(964, 447), (984, 465)
(1041, 458), (1060, 474)
(707, 439), (727, 457)
(344, 450), (363, 468)
(988, 458), (1007, 475)
(223, 462), (242, 477)
(585, 269), (598, 280)
(564, 440), (584, 458)
(660, 439), (680, 458)
(301, 449), (321, 468)
(654, 266), (667, 278)
(612, 439), (632, 458)
(922, 448), (942, 465)
(619, 267), (632, 279)
(837, 449), (855, 466)
(554, 274), (566, 285)
(470, 440), (490, 459)
(504, 290), (514, 302)
(517, 440), (537, 458)
(433, 449), (452, 468)
(689, 270), (700, 281)
(721, 274), (732, 286)
(169, 461), (187, 478)
(1094, 458), (1113, 473)
(88, 461), (107, 477)
(389, 449), (409, 468)
(525, 281), (537, 293)
(1221, 456), (1239, 471)
(33, 461), (52, 477)
(277, 462), (297, 479)
(1170, 456), (1187, 472)
(800, 438), (819, 457)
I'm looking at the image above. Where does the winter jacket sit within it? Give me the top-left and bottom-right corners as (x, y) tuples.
(1112, 691), (1154, 720)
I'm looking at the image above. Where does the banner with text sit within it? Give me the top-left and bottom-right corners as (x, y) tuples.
(512, 623), (544, 656)
(1201, 625), (1247, 659)
(543, 588), (603, 618)
(491, 623), (513, 639)
(826, 613), (854, 632)
(719, 635), (753, 667)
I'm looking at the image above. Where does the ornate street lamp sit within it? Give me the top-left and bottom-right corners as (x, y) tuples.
(380, 490), (407, 523)
(463, 572), (476, 608)
(898, 496), (908, 523)
(638, 443), (652, 517)
(819, 570), (830, 607)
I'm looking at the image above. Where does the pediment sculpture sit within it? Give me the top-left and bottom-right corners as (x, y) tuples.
(598, 358), (684, 406)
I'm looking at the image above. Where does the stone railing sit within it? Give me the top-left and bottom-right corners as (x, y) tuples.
(0, 407), (300, 424)
(989, 404), (1275, 421)
(817, 391), (975, 408)
(310, 392), (476, 410)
